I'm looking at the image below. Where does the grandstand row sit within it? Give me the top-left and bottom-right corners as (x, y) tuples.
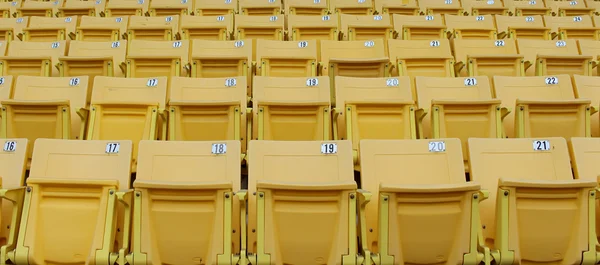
(3, 0), (600, 264)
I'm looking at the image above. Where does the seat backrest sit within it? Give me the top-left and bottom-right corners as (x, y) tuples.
(419, 0), (463, 12)
(285, 0), (328, 15)
(253, 76), (330, 105)
(330, 0), (374, 14)
(29, 138), (133, 189)
(0, 17), (28, 40)
(320, 39), (387, 65)
(137, 140), (240, 186)
(578, 39), (600, 58)
(191, 39), (252, 61)
(127, 39), (190, 77)
(127, 15), (179, 40)
(543, 14), (595, 34)
(453, 39), (519, 63)
(569, 137), (600, 180)
(340, 14), (392, 40)
(388, 38), (452, 60)
(193, 0), (236, 15)
(179, 14), (233, 40)
(493, 74), (574, 138)
(0, 75), (14, 101)
(547, 0), (591, 13)
(169, 76), (247, 103)
(238, 0), (281, 15)
(468, 137), (572, 240)
(392, 13), (445, 30)
(375, 0), (419, 13)
(234, 14), (284, 40)
(495, 15), (546, 38)
(67, 40), (127, 77)
(336, 76), (413, 108)
(506, 0), (549, 12)
(256, 39), (317, 76)
(149, 0), (193, 15)
(572, 75), (600, 136)
(516, 39), (580, 64)
(445, 14), (496, 37)
(0, 138), (27, 243)
(25, 16), (77, 40)
(13, 75), (89, 138)
(287, 14), (339, 41)
(91, 76), (168, 109)
(6, 40), (67, 77)
(79, 15), (128, 34)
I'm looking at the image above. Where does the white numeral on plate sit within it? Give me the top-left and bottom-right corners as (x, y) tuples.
(425, 15), (434, 20)
(364, 40), (375, 47)
(225, 0), (231, 3)
(69, 77), (80, 86)
(570, 0), (577, 5)
(51, 42), (60, 49)
(147, 78), (158, 87)
(525, 16), (534, 22)
(111, 41), (120, 48)
(225, 78), (237, 87)
(428, 141), (446, 152)
(217, 15), (225, 21)
(0, 77), (5, 85)
(306, 78), (318, 86)
(234, 40), (244, 47)
(430, 40), (440, 47)
(495, 40), (505, 47)
(105, 142), (120, 154)
(65, 17), (72, 23)
(269, 16), (278, 21)
(556, 40), (567, 47)
(573, 16), (582, 22)
(173, 41), (182, 48)
(211, 143), (227, 154)
(386, 78), (399, 86)
(165, 16), (173, 22)
(3, 141), (16, 152)
(314, 0), (320, 3)
(545, 76), (558, 85)
(529, 0), (536, 4)
(16, 18), (23, 23)
(444, 0), (452, 4)
(464, 78), (477, 86)
(374, 15), (383, 20)
(298, 41), (308, 48)
(321, 143), (337, 154)
(322, 15), (330, 21)
(115, 17), (123, 23)
(476, 15), (484, 21)
(532, 140), (550, 151)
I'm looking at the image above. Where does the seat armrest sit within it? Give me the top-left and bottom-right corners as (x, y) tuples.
(380, 182), (481, 193)
(235, 190), (248, 265)
(115, 188), (134, 265)
(256, 180), (357, 191)
(0, 186), (25, 264)
(500, 178), (597, 188)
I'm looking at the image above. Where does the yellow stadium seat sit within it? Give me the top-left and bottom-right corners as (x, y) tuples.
(252, 76), (331, 140)
(444, 14), (497, 39)
(568, 137), (600, 239)
(180, 14), (232, 40)
(58, 0), (105, 17)
(0, 138), (27, 252)
(124, 140), (247, 265)
(376, 0), (419, 15)
(544, 15), (600, 40)
(9, 138), (132, 265)
(190, 39), (252, 96)
(468, 137), (598, 265)
(125, 39), (190, 78)
(0, 75), (15, 138)
(462, 0), (509, 15)
(287, 14), (340, 42)
(517, 39), (593, 76)
(320, 39), (390, 103)
(58, 40), (126, 101)
(127, 15), (179, 41)
(547, 0), (594, 16)
(494, 75), (592, 138)
(505, 0), (551, 15)
(234, 14), (284, 40)
(360, 138), (489, 265)
(256, 39), (317, 77)
(0, 76), (88, 163)
(193, 0), (236, 15)
(0, 40), (67, 77)
(419, 0), (464, 16)
(168, 76), (248, 153)
(0, 1), (21, 18)
(247, 140), (365, 265)
(330, 0), (374, 14)
(87, 76), (167, 170)
(416, 76), (504, 166)
(340, 14), (393, 41)
(239, 0), (281, 15)
(495, 15), (550, 39)
(286, 0), (328, 15)
(578, 39), (600, 71)
(22, 16), (77, 42)
(0, 17), (28, 43)
(105, 0), (148, 16)
(335, 76), (416, 164)
(75, 16), (128, 41)
(573, 75), (600, 136)
(148, 0), (192, 16)
(17, 0), (58, 17)
(453, 39), (525, 78)
(393, 14), (447, 40)
(387, 38), (455, 98)
(0, 41), (6, 56)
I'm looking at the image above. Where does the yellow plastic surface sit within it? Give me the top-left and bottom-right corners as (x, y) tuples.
(0, 17), (28, 42)
(468, 137), (597, 265)
(286, 0), (328, 15)
(494, 15), (550, 40)
(149, 0), (192, 16)
(493, 75), (590, 138)
(126, 39), (189, 78)
(517, 39), (593, 76)
(505, 0), (551, 16)
(376, 0), (419, 15)
(445, 14), (497, 39)
(193, 0), (236, 16)
(239, 0), (281, 15)
(453, 39), (524, 77)
(330, 0), (374, 14)
(463, 0), (508, 15)
(22, 16), (77, 42)
(76, 15), (129, 41)
(127, 15), (179, 41)
(235, 15), (284, 40)
(252, 76), (331, 140)
(256, 39), (317, 77)
(287, 14), (339, 43)
(247, 140), (357, 265)
(573, 75), (600, 136)
(544, 15), (599, 40)
(547, 0), (593, 16)
(131, 140), (241, 265)
(393, 14), (446, 40)
(1, 40), (67, 77)
(418, 0), (463, 16)
(0, 138), (27, 246)
(569, 137), (600, 238)
(105, 0), (148, 16)
(58, 0), (104, 17)
(180, 14), (233, 40)
(17, 1), (59, 18)
(340, 14), (393, 41)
